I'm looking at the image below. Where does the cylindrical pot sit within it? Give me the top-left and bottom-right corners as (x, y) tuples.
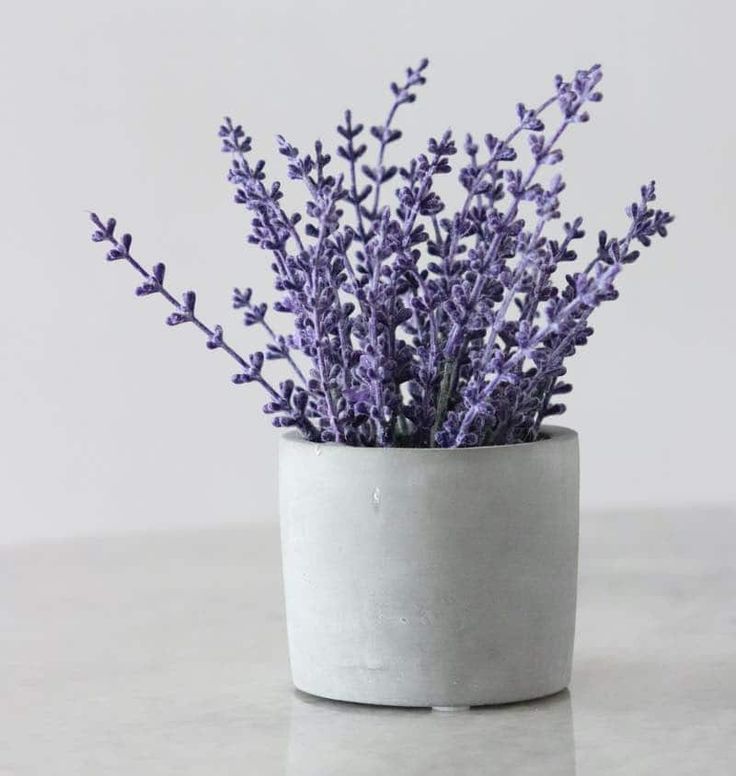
(279, 425), (579, 708)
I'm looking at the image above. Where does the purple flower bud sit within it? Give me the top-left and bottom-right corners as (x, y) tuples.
(206, 325), (224, 350)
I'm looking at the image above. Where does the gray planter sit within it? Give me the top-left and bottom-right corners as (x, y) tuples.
(279, 425), (579, 708)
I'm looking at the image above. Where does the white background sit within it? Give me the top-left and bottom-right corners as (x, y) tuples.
(1, 0), (733, 543)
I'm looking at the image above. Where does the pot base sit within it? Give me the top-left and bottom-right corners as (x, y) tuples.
(294, 681), (571, 709)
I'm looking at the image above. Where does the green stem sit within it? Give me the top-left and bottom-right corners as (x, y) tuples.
(430, 359), (456, 447)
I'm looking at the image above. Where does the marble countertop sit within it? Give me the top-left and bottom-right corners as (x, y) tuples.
(2, 509), (734, 775)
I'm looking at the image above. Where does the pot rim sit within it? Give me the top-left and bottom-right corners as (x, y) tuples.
(280, 424), (577, 453)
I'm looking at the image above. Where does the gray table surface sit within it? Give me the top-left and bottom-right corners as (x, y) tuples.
(2, 509), (734, 775)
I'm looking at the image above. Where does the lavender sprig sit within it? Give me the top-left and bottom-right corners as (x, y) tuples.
(363, 58), (429, 227)
(89, 213), (319, 440)
(232, 286), (306, 383)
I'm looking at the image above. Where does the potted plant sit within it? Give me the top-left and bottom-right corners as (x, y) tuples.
(89, 60), (672, 709)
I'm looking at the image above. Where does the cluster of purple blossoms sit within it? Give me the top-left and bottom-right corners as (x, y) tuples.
(90, 60), (673, 448)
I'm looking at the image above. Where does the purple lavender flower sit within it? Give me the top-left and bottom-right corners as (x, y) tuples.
(89, 61), (673, 448)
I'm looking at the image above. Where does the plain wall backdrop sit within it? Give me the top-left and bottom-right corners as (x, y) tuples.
(0, 0), (733, 543)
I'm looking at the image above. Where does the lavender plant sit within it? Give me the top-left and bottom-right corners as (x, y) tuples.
(90, 61), (673, 448)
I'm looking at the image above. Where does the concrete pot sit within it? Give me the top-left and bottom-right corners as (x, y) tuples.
(279, 425), (579, 708)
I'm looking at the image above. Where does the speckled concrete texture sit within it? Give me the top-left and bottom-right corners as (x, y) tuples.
(279, 427), (579, 707)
